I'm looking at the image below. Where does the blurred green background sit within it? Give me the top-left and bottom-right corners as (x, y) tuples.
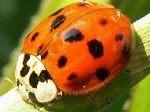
(0, 0), (150, 112)
(0, 0), (41, 75)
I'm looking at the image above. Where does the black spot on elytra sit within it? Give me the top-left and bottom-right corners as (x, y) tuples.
(20, 64), (30, 77)
(100, 18), (107, 26)
(87, 39), (104, 58)
(51, 15), (66, 30)
(23, 54), (30, 65)
(58, 56), (67, 68)
(37, 44), (44, 55)
(31, 32), (39, 42)
(115, 34), (123, 41)
(50, 8), (63, 16)
(78, 2), (91, 6)
(63, 28), (84, 42)
(39, 70), (51, 82)
(96, 68), (110, 81)
(41, 50), (49, 60)
(67, 73), (78, 80)
(29, 71), (39, 88)
(28, 92), (38, 103)
(122, 43), (130, 57)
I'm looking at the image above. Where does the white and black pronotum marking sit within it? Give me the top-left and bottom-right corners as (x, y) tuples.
(15, 53), (58, 103)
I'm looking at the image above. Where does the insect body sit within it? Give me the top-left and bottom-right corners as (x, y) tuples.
(15, 2), (134, 103)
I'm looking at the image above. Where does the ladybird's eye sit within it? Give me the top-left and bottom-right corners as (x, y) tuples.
(39, 70), (51, 82)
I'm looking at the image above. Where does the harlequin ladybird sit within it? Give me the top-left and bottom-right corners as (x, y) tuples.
(15, 1), (134, 103)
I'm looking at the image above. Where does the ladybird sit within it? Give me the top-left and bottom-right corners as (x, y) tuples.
(15, 1), (134, 103)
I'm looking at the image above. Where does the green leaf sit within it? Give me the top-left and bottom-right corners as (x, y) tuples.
(128, 14), (150, 112)
(0, 89), (36, 112)
(129, 76), (150, 112)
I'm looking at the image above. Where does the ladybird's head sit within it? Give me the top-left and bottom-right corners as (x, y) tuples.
(15, 53), (58, 103)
